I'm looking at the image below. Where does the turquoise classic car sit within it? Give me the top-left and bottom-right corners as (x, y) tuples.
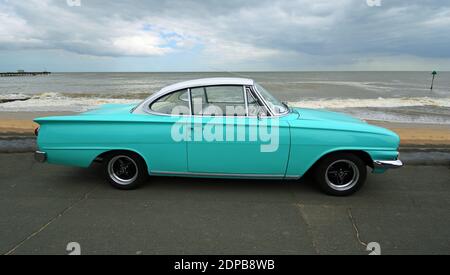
(34, 78), (403, 196)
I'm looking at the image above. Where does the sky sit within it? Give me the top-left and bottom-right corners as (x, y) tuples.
(0, 0), (449, 72)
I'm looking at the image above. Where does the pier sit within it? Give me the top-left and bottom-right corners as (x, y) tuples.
(0, 71), (51, 77)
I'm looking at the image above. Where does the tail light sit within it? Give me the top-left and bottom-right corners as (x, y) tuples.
(34, 127), (40, 137)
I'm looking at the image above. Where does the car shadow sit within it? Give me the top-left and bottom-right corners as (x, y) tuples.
(74, 163), (320, 195)
(150, 173), (320, 196)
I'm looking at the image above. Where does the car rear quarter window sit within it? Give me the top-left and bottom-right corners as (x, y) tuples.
(150, 89), (190, 115)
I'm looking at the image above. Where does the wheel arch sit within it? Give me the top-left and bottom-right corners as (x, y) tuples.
(93, 149), (150, 172)
(306, 149), (374, 175)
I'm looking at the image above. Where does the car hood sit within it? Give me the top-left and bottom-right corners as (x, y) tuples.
(293, 108), (365, 124)
(290, 107), (400, 141)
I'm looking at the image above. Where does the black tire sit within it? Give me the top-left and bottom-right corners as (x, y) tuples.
(103, 151), (148, 190)
(313, 153), (367, 196)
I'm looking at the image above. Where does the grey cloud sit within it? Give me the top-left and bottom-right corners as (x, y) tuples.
(0, 0), (449, 66)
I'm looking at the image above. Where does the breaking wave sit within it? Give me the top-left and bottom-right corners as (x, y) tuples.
(0, 92), (139, 112)
(1, 92), (449, 124)
(288, 97), (450, 109)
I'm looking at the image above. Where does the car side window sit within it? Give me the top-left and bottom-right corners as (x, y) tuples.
(247, 88), (269, 117)
(191, 86), (246, 117)
(150, 89), (190, 115)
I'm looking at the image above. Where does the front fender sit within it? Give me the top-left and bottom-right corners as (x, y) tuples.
(285, 120), (400, 177)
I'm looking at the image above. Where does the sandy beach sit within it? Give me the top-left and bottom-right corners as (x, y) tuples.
(0, 112), (449, 146)
(369, 121), (450, 146)
(0, 112), (74, 136)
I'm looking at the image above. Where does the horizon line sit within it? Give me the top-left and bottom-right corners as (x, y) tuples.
(4, 70), (447, 73)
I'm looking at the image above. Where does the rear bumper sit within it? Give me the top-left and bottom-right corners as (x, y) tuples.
(374, 159), (403, 169)
(35, 151), (47, 163)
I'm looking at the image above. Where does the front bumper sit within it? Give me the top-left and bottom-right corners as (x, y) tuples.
(374, 159), (403, 169)
(35, 151), (47, 163)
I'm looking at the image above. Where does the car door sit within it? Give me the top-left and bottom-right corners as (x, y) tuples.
(187, 85), (290, 177)
(139, 89), (190, 174)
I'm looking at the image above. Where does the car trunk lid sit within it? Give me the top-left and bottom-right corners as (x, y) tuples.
(81, 103), (139, 116)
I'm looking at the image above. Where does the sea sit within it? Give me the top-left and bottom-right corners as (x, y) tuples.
(0, 72), (449, 125)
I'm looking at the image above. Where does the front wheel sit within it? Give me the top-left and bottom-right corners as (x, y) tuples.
(314, 153), (367, 196)
(104, 152), (148, 190)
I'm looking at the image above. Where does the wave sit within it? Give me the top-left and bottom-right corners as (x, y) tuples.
(338, 108), (450, 125)
(288, 97), (450, 109)
(289, 97), (450, 124)
(0, 93), (139, 112)
(0, 93), (32, 103)
(285, 81), (396, 92)
(1, 92), (449, 124)
(53, 92), (151, 99)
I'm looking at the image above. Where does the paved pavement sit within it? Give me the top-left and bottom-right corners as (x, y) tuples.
(0, 153), (449, 255)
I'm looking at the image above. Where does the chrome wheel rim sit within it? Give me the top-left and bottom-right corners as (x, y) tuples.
(108, 155), (138, 185)
(325, 160), (360, 191)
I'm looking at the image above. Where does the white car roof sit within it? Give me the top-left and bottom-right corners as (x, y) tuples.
(133, 77), (255, 115)
(159, 78), (255, 95)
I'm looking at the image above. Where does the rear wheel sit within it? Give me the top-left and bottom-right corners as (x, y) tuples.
(314, 153), (367, 196)
(104, 152), (148, 190)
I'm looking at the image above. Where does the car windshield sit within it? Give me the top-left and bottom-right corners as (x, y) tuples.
(255, 83), (289, 115)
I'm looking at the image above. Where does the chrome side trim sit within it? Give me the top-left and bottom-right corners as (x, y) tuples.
(374, 159), (404, 169)
(151, 171), (286, 179)
(35, 151), (47, 163)
(285, 176), (301, 180)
